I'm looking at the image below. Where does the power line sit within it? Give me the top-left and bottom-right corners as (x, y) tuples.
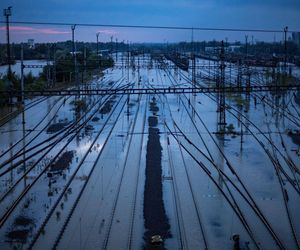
(0, 20), (299, 33)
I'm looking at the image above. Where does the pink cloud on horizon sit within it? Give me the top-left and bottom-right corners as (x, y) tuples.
(0, 26), (70, 35)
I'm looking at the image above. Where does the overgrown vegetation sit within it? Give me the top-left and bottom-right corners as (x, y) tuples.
(216, 123), (238, 135)
(0, 45), (114, 105)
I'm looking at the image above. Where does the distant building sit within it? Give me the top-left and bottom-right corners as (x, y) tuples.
(292, 32), (300, 47)
(28, 39), (35, 49)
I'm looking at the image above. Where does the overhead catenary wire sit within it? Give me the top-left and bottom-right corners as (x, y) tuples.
(0, 20), (299, 33)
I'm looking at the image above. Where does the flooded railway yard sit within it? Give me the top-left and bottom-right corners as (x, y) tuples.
(0, 54), (300, 250)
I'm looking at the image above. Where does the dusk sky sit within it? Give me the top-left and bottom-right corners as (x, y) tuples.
(1, 0), (300, 43)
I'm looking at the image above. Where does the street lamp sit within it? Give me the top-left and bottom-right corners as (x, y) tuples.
(3, 6), (12, 79)
(115, 38), (118, 62)
(284, 26), (288, 74)
(71, 25), (77, 86)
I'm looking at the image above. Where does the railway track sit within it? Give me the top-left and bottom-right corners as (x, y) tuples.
(0, 95), (70, 161)
(145, 64), (290, 248)
(0, 76), (133, 249)
(178, 64), (300, 184)
(160, 63), (289, 248)
(162, 101), (208, 249)
(165, 58), (300, 248)
(101, 93), (144, 250)
(0, 93), (118, 228)
(0, 77), (120, 163)
(0, 96), (52, 128)
(147, 71), (261, 248)
(30, 91), (130, 250)
(145, 76), (208, 249)
(127, 95), (148, 250)
(0, 81), (129, 204)
(1, 54), (299, 249)
(0, 79), (130, 172)
(262, 102), (300, 248)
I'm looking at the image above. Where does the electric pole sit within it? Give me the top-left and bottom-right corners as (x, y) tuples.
(96, 32), (100, 69)
(71, 25), (77, 87)
(116, 38), (118, 62)
(53, 43), (57, 87)
(4, 6), (12, 80)
(20, 44), (24, 105)
(84, 46), (87, 88)
(284, 26), (288, 75)
(110, 36), (113, 56)
(218, 40), (226, 127)
(245, 35), (248, 59)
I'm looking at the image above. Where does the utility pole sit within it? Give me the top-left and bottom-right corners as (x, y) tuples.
(110, 36), (113, 57)
(218, 40), (226, 127)
(284, 26), (288, 75)
(138, 55), (140, 86)
(237, 59), (242, 88)
(126, 40), (130, 117)
(96, 32), (100, 69)
(115, 38), (118, 62)
(127, 40), (130, 82)
(121, 40), (125, 75)
(245, 35), (248, 59)
(53, 43), (57, 87)
(47, 44), (50, 88)
(75, 42), (78, 90)
(245, 35), (251, 94)
(20, 44), (24, 106)
(191, 54), (196, 95)
(20, 43), (26, 188)
(191, 28), (196, 94)
(4, 6), (12, 80)
(84, 46), (87, 91)
(71, 25), (78, 88)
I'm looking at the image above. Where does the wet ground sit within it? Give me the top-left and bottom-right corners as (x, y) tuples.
(0, 54), (299, 250)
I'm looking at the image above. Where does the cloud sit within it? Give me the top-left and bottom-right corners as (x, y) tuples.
(0, 25), (70, 35)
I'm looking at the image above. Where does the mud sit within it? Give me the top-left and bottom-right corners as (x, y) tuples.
(149, 100), (159, 113)
(47, 122), (69, 133)
(50, 151), (75, 173)
(91, 116), (100, 122)
(148, 116), (158, 127)
(13, 216), (34, 227)
(6, 229), (29, 242)
(85, 125), (94, 131)
(99, 99), (115, 115)
(72, 99), (87, 113)
(288, 131), (300, 146)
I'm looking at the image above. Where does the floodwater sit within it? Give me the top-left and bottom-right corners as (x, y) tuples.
(0, 60), (52, 77)
(0, 54), (299, 250)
